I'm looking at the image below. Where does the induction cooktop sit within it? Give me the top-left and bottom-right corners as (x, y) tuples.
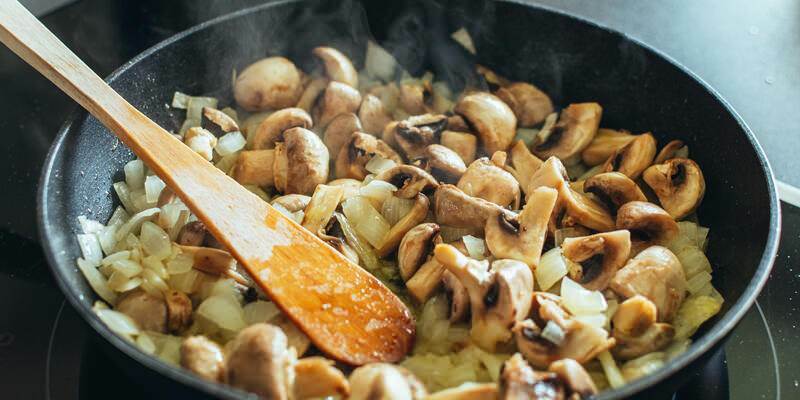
(1, 0), (798, 399)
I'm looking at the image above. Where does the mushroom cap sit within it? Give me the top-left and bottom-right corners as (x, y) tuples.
(234, 57), (302, 111)
(225, 323), (293, 399)
(548, 359), (599, 398)
(180, 335), (225, 382)
(335, 132), (403, 180)
(397, 223), (440, 281)
(115, 289), (167, 333)
(348, 364), (427, 400)
(616, 201), (679, 247)
(581, 128), (636, 166)
(399, 81), (433, 115)
(433, 184), (508, 229)
(642, 158), (706, 220)
(533, 103), (602, 162)
(611, 296), (675, 359)
(495, 82), (554, 127)
(602, 132), (657, 180)
(558, 182), (616, 232)
(273, 127), (330, 195)
(457, 157), (521, 209)
(375, 164), (439, 199)
(561, 230), (632, 291)
(583, 172), (647, 213)
(499, 353), (565, 400)
(392, 114), (448, 159)
(296, 77), (329, 112)
(484, 186), (557, 268)
(454, 92), (517, 155)
(313, 46), (358, 88)
(314, 81), (363, 128)
(358, 94), (392, 135)
(413, 144), (467, 184)
(252, 108), (313, 150)
(440, 130), (478, 165)
(610, 245), (687, 321)
(323, 113), (362, 158)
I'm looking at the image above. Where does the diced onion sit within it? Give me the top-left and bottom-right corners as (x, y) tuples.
(95, 308), (140, 338)
(144, 175), (165, 204)
(462, 235), (487, 260)
(302, 184), (344, 234)
(541, 320), (565, 345)
(186, 96), (218, 122)
(136, 332), (157, 354)
(665, 339), (691, 360)
(124, 159), (146, 190)
(171, 91), (190, 109)
(113, 182), (136, 213)
(335, 212), (381, 271)
(381, 196), (415, 226)
(365, 155), (397, 175)
(686, 271), (713, 294)
(243, 300), (281, 325)
(573, 314), (607, 329)
(342, 196), (391, 248)
(168, 269), (202, 294)
(78, 257), (117, 304)
(536, 247), (568, 291)
(78, 215), (105, 234)
(675, 245), (712, 279)
(450, 28), (476, 54)
(166, 252), (194, 275)
(140, 268), (169, 298)
(598, 351), (625, 389)
(139, 221), (172, 259)
(142, 255), (168, 280)
(102, 250), (130, 266)
(111, 259), (143, 278)
(358, 180), (397, 209)
(107, 206), (130, 227)
(197, 295), (246, 332)
(365, 40), (398, 82)
(115, 208), (160, 242)
(673, 294), (723, 340)
(215, 131), (246, 156)
(561, 277), (607, 315)
(77, 233), (103, 265)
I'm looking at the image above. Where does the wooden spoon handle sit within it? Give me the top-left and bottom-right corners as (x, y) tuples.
(0, 1), (413, 364)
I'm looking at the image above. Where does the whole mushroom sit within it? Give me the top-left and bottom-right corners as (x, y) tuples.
(313, 46), (358, 88)
(273, 127), (330, 195)
(251, 108), (313, 150)
(234, 57), (303, 111)
(558, 181), (616, 232)
(391, 114), (449, 159)
(611, 295), (675, 359)
(581, 128), (635, 166)
(358, 94), (393, 135)
(313, 81), (363, 129)
(375, 165), (439, 199)
(225, 323), (294, 399)
(454, 92), (518, 155)
(349, 363), (427, 400)
(642, 158), (706, 220)
(323, 113), (362, 158)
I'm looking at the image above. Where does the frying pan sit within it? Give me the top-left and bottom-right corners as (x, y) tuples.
(36, 0), (780, 398)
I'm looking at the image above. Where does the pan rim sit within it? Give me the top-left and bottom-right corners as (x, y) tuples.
(37, 0), (781, 398)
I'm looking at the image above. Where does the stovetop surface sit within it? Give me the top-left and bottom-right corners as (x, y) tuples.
(0, 0), (798, 399)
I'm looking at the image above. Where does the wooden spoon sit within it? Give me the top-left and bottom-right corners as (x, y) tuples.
(0, 0), (413, 364)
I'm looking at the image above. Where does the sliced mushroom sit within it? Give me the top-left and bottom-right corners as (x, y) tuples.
(602, 132), (657, 180)
(234, 57), (302, 111)
(226, 323), (294, 399)
(413, 144), (467, 184)
(611, 295), (675, 359)
(616, 201), (678, 253)
(349, 363), (427, 400)
(399, 81), (433, 115)
(375, 165), (438, 199)
(313, 81), (363, 129)
(495, 82), (554, 127)
(427, 383), (498, 400)
(507, 140), (544, 197)
(454, 92), (517, 154)
(532, 103), (602, 163)
(440, 130), (478, 165)
(313, 47), (358, 88)
(335, 132), (403, 180)
(442, 269), (470, 323)
(323, 113), (363, 167)
(610, 245), (687, 321)
(581, 128), (635, 166)
(293, 357), (350, 399)
(558, 181), (616, 232)
(434, 244), (534, 351)
(397, 223), (440, 281)
(583, 172), (647, 214)
(642, 158), (706, 220)
(548, 359), (598, 398)
(296, 77), (329, 112)
(654, 139), (688, 164)
(271, 194), (312, 213)
(457, 157), (521, 209)
(273, 127), (330, 195)
(392, 114), (448, 159)
(178, 245), (247, 285)
(513, 293), (615, 368)
(177, 220), (208, 247)
(476, 65), (512, 89)
(359, 94), (392, 135)
(115, 289), (167, 332)
(433, 184), (508, 230)
(202, 107), (239, 133)
(499, 353), (565, 400)
(485, 187), (557, 268)
(376, 193), (431, 257)
(560, 230), (631, 291)
(252, 108), (313, 150)
(165, 289), (192, 333)
(180, 335), (225, 382)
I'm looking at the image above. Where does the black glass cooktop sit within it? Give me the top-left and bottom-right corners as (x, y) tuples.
(1, 0), (798, 399)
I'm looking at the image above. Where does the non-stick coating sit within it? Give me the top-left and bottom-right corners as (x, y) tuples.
(38, 0), (780, 398)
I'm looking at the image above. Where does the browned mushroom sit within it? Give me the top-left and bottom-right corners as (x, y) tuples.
(413, 144), (467, 184)
(375, 165), (439, 199)
(495, 82), (554, 127)
(654, 139), (688, 164)
(602, 132), (657, 180)
(454, 92), (517, 154)
(375, 193), (430, 257)
(581, 128), (635, 166)
(335, 132), (403, 180)
(548, 359), (598, 398)
(611, 295), (675, 359)
(440, 130), (478, 165)
(358, 94), (392, 135)
(234, 57), (303, 111)
(322, 113), (362, 158)
(273, 127), (330, 195)
(225, 323), (294, 399)
(433, 184), (508, 230)
(610, 245), (687, 321)
(313, 47), (358, 88)
(180, 335), (225, 382)
(642, 158), (706, 220)
(391, 114), (448, 159)
(532, 103), (602, 164)
(558, 181), (616, 232)
(251, 108), (313, 150)
(313, 81), (363, 129)
(348, 363), (427, 400)
(499, 353), (565, 400)
(561, 230), (632, 291)
(615, 201), (679, 253)
(583, 172), (647, 214)
(115, 289), (167, 333)
(457, 156), (521, 209)
(293, 357), (351, 399)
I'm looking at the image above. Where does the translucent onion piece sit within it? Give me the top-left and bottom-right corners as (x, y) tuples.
(136, 332), (157, 354)
(170, 92), (190, 109)
(111, 259), (143, 278)
(142, 255), (168, 280)
(561, 277), (607, 315)
(675, 245), (712, 279)
(197, 295), (246, 332)
(144, 175), (166, 204)
(139, 221), (172, 259)
(124, 159), (146, 190)
(598, 351), (625, 389)
(686, 271), (713, 294)
(302, 184), (344, 234)
(541, 320), (566, 345)
(114, 208), (160, 242)
(673, 295), (723, 340)
(215, 131), (246, 156)
(107, 206), (130, 227)
(113, 182), (136, 214)
(244, 185), (271, 202)
(140, 268), (169, 298)
(342, 196), (391, 248)
(215, 153), (239, 176)
(621, 352), (665, 381)
(450, 28), (476, 54)
(365, 40), (398, 82)
(77, 233), (103, 266)
(573, 314), (607, 329)
(358, 180), (397, 209)
(536, 247), (568, 291)
(381, 196), (415, 226)
(664, 339), (691, 360)
(439, 226), (478, 243)
(462, 235), (487, 260)
(116, 277), (143, 293)
(149, 332), (183, 366)
(365, 155), (397, 175)
(95, 308), (140, 338)
(168, 269), (201, 294)
(102, 250), (130, 266)
(186, 96), (218, 122)
(335, 212), (381, 271)
(243, 300), (281, 325)
(78, 257), (117, 304)
(166, 252), (194, 275)
(78, 215), (105, 234)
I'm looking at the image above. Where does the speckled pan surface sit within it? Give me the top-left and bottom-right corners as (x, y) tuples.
(37, 0), (780, 398)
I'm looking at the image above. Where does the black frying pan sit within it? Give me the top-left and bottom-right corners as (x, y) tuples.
(37, 0), (780, 398)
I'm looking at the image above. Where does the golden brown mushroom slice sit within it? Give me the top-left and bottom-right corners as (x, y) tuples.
(399, 81), (434, 115)
(433, 184), (508, 230)
(495, 82), (555, 127)
(454, 92), (518, 154)
(391, 113), (449, 159)
(507, 140), (544, 197)
(115, 289), (167, 332)
(557, 181), (616, 232)
(457, 156), (521, 209)
(251, 108), (313, 150)
(548, 359), (599, 398)
(561, 230), (632, 291)
(611, 295), (675, 359)
(610, 245), (687, 321)
(293, 356), (351, 399)
(313, 46), (358, 88)
(581, 128), (636, 166)
(400, 224), (446, 303)
(616, 201), (679, 252)
(335, 132), (403, 180)
(375, 164), (439, 199)
(583, 172), (647, 213)
(440, 130), (478, 165)
(234, 57), (303, 111)
(602, 132), (657, 180)
(642, 158), (706, 220)
(375, 193), (430, 257)
(532, 103), (602, 163)
(654, 139), (688, 164)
